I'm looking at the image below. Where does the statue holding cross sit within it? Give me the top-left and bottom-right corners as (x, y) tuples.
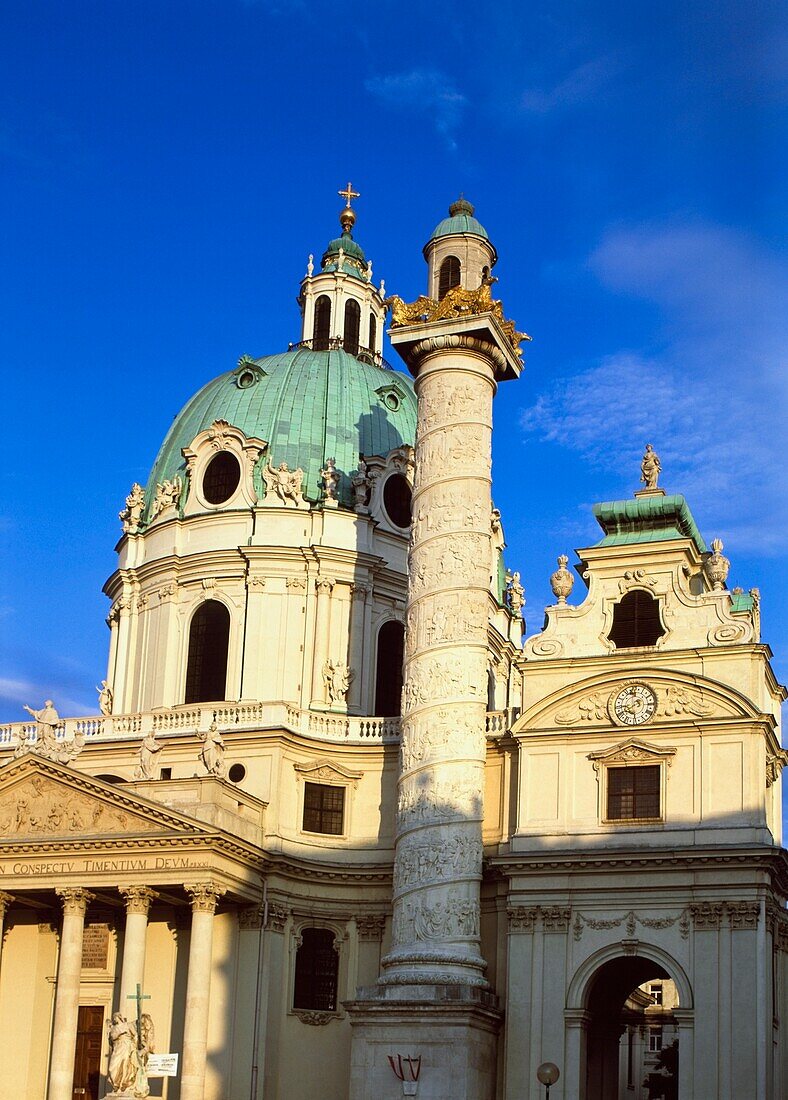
(106, 984), (154, 1097)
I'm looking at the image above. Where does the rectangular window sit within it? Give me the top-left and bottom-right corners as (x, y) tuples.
(303, 782), (345, 835)
(607, 765), (660, 821)
(649, 1028), (663, 1052)
(649, 982), (663, 1006)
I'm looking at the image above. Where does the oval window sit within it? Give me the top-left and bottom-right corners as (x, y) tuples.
(383, 474), (412, 528)
(203, 452), (241, 505)
(228, 763), (246, 783)
(237, 369), (257, 389)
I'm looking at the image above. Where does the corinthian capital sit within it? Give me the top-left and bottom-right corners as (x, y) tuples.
(56, 887), (95, 915)
(119, 885), (159, 915)
(184, 881), (226, 914)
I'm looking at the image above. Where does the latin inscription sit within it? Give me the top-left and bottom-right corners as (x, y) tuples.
(82, 922), (110, 968)
(0, 856), (209, 877)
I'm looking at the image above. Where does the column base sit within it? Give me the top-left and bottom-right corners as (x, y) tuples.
(346, 985), (502, 1100)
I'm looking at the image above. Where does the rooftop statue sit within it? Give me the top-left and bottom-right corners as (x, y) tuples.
(320, 457), (340, 503)
(199, 722), (226, 778)
(640, 444), (662, 491)
(134, 732), (161, 781)
(96, 680), (113, 716)
(119, 483), (146, 534)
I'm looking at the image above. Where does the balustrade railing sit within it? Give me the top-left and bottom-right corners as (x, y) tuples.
(0, 704), (510, 749)
(287, 337), (393, 371)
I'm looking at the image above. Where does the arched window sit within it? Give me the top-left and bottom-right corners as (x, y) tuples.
(313, 295), (331, 350)
(293, 928), (339, 1011)
(184, 600), (230, 703)
(608, 590), (665, 649)
(374, 620), (404, 717)
(368, 312), (377, 352)
(438, 255), (461, 298)
(344, 299), (361, 356)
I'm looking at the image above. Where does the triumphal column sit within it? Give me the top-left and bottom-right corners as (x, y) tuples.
(347, 201), (525, 1100)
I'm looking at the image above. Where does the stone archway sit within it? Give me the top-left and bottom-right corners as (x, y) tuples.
(565, 947), (693, 1100)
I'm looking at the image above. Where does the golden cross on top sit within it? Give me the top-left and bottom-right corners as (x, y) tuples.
(338, 181), (360, 208)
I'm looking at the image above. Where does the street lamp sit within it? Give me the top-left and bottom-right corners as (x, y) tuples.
(536, 1062), (560, 1099)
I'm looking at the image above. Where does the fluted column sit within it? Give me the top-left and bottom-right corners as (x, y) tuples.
(310, 576), (334, 706)
(382, 337), (501, 989)
(181, 882), (225, 1100)
(47, 887), (94, 1100)
(118, 886), (157, 1009)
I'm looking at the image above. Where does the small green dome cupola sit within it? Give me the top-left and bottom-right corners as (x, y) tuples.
(422, 196), (498, 300)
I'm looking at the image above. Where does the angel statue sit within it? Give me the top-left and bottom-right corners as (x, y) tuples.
(262, 459), (306, 507)
(322, 659), (354, 705)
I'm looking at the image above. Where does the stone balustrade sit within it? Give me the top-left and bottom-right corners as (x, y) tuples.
(0, 705), (509, 749)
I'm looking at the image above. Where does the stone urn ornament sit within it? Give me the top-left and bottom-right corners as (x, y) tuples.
(550, 554), (574, 604)
(705, 538), (730, 591)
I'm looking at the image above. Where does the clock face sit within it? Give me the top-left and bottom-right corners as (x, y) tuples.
(611, 683), (657, 726)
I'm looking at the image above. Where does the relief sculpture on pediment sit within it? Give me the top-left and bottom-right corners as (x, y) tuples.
(0, 776), (155, 837)
(553, 681), (724, 727)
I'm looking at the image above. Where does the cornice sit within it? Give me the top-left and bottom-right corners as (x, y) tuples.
(487, 844), (788, 896)
(260, 852), (393, 886)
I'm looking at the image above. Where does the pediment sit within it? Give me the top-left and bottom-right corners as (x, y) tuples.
(588, 738), (677, 769)
(293, 758), (361, 786)
(0, 757), (208, 841)
(516, 672), (753, 733)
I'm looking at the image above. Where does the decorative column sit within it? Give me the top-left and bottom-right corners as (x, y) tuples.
(347, 301), (523, 1099)
(382, 333), (511, 989)
(181, 882), (225, 1100)
(47, 887), (94, 1100)
(118, 886), (157, 1008)
(310, 576), (335, 707)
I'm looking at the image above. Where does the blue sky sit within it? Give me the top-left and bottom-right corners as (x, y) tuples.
(1, 0), (785, 816)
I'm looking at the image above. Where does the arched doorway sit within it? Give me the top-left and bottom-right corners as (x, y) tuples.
(582, 955), (680, 1100)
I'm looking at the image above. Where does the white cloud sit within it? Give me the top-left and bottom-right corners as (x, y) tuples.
(365, 69), (466, 150)
(522, 221), (788, 553)
(0, 676), (93, 720)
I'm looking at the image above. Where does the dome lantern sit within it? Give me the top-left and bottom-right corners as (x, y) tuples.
(298, 183), (388, 360)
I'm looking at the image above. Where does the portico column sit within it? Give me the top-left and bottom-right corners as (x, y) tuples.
(0, 892), (14, 983)
(118, 886), (158, 1007)
(181, 882), (226, 1100)
(47, 887), (94, 1100)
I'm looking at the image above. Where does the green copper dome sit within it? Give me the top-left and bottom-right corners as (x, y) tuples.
(145, 348), (416, 513)
(429, 197), (489, 242)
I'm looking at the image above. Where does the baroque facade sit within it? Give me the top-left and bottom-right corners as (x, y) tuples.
(1, 193), (786, 1100)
